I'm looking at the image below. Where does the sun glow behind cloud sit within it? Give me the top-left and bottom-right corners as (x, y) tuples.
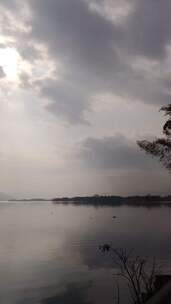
(0, 47), (20, 81)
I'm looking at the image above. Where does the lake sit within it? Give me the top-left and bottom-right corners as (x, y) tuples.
(0, 201), (170, 304)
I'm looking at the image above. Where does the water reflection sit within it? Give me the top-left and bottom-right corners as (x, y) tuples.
(41, 282), (92, 304)
(0, 202), (170, 303)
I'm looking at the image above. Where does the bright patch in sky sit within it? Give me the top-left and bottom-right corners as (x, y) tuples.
(0, 47), (20, 81)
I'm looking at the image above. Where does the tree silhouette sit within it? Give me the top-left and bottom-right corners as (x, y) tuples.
(99, 245), (159, 304)
(137, 104), (171, 170)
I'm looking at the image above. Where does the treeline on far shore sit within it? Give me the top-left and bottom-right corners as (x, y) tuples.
(9, 194), (171, 207)
(52, 195), (171, 207)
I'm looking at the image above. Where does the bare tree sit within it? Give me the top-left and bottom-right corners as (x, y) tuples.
(99, 245), (159, 304)
(137, 104), (171, 170)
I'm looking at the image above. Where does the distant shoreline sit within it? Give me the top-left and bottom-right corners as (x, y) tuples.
(7, 195), (171, 207)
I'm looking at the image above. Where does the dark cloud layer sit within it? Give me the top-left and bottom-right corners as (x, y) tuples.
(80, 134), (158, 170)
(30, 0), (121, 74)
(27, 0), (123, 122)
(126, 0), (171, 59)
(39, 79), (89, 124)
(28, 0), (171, 122)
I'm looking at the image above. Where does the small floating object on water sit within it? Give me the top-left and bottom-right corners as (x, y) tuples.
(99, 244), (111, 252)
(112, 216), (117, 219)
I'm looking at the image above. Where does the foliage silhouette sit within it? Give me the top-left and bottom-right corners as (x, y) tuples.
(137, 104), (171, 170)
(99, 246), (160, 304)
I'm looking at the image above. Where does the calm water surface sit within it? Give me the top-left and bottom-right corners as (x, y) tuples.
(0, 202), (170, 304)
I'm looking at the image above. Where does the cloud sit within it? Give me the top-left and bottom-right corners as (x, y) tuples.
(23, 0), (123, 123)
(79, 134), (159, 170)
(0, 0), (18, 10)
(29, 0), (121, 75)
(39, 78), (90, 124)
(125, 0), (171, 59)
(25, 0), (171, 122)
(1, 0), (171, 123)
(0, 66), (5, 78)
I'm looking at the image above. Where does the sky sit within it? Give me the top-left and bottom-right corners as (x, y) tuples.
(0, 0), (171, 198)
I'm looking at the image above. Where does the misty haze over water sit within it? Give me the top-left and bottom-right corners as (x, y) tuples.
(0, 201), (170, 304)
